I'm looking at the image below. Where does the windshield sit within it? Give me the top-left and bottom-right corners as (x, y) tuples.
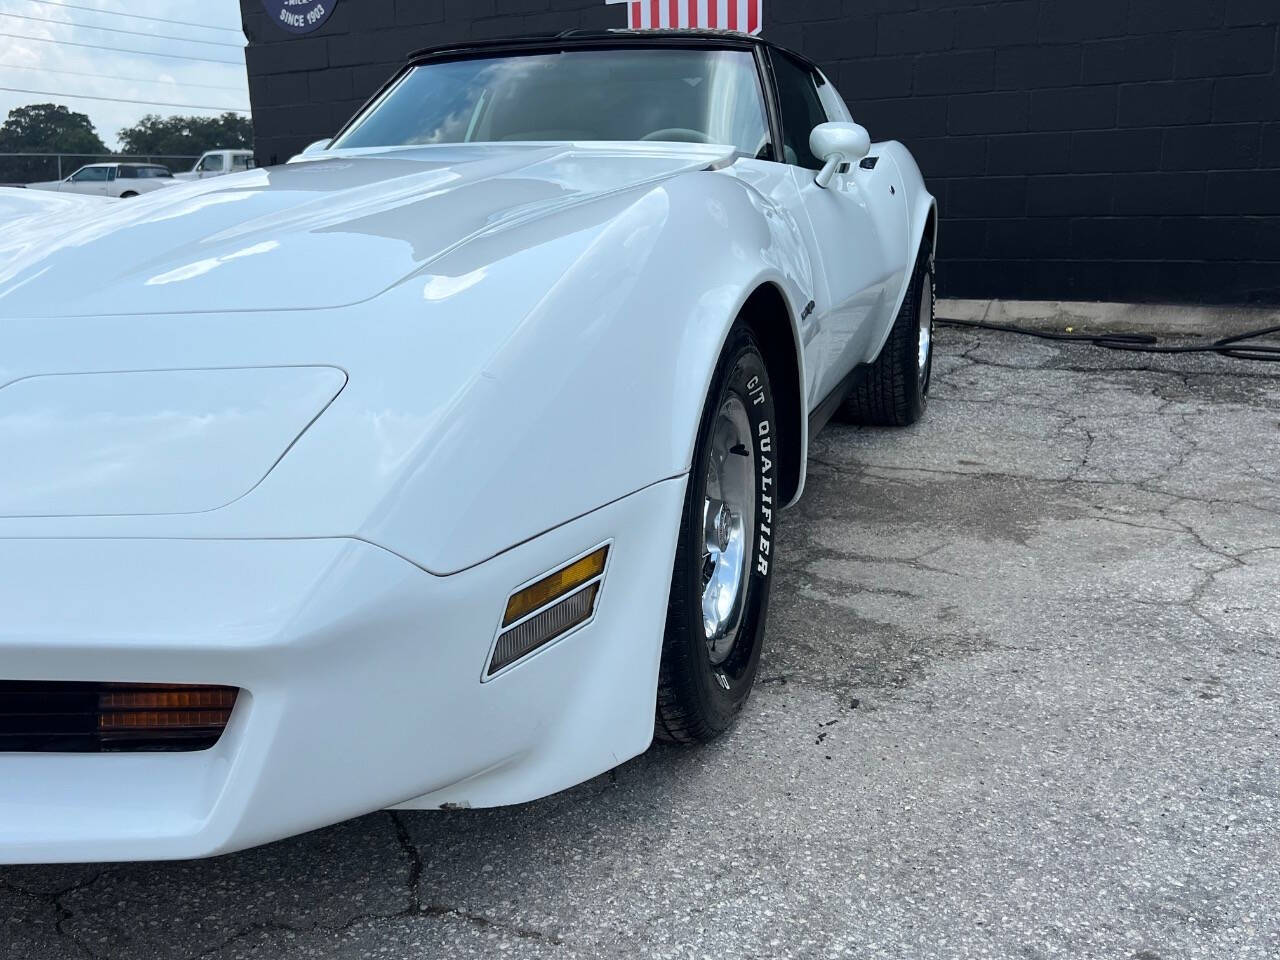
(332, 48), (772, 158)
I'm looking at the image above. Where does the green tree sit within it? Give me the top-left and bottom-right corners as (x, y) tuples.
(0, 103), (108, 182)
(0, 102), (107, 153)
(117, 113), (253, 159)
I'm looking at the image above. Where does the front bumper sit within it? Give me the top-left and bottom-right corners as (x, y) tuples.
(0, 477), (685, 864)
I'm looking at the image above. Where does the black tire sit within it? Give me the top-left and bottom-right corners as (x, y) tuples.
(119, 192), (138, 199)
(656, 324), (778, 744)
(839, 247), (934, 427)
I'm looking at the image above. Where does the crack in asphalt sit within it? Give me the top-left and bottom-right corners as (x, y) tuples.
(418, 904), (566, 946)
(387, 811), (422, 914)
(188, 921), (306, 960)
(848, 462), (1279, 518)
(806, 454), (1272, 640)
(2, 871), (108, 960)
(778, 530), (967, 582)
(385, 812), (567, 948)
(782, 331), (1279, 714)
(941, 348), (1280, 384)
(175, 813), (565, 960)
(3, 327), (1277, 960)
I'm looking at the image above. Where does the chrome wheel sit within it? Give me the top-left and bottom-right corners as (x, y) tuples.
(656, 327), (776, 744)
(701, 394), (755, 666)
(917, 274), (933, 385)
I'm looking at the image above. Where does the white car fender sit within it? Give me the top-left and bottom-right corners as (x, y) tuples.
(354, 167), (817, 575)
(0, 148), (818, 574)
(880, 141), (939, 338)
(885, 140), (939, 265)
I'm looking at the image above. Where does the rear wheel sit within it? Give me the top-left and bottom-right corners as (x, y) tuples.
(839, 247), (934, 426)
(119, 191), (138, 199)
(656, 324), (777, 744)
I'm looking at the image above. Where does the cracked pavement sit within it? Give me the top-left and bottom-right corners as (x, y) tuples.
(3, 327), (1279, 959)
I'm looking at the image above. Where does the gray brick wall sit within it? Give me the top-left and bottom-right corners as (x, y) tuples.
(240, 0), (1280, 304)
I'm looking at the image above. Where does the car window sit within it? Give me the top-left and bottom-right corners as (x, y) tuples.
(815, 71), (852, 123)
(770, 52), (829, 170)
(333, 48), (772, 160)
(141, 166), (173, 178)
(117, 166), (137, 179)
(200, 155), (225, 172)
(231, 155), (253, 170)
(70, 167), (109, 182)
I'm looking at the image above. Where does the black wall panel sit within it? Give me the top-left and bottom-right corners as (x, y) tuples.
(240, 0), (1280, 304)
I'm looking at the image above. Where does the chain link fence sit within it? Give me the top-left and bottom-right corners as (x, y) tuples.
(0, 153), (202, 186)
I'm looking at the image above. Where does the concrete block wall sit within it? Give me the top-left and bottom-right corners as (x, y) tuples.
(240, 0), (1280, 304)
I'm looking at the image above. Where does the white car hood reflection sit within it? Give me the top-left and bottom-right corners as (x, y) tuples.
(0, 142), (735, 318)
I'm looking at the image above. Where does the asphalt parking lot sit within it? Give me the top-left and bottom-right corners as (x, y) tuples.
(3, 326), (1278, 960)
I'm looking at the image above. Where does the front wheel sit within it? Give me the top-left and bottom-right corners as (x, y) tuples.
(656, 325), (777, 744)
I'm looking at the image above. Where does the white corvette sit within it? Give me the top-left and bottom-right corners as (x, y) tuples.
(0, 31), (935, 863)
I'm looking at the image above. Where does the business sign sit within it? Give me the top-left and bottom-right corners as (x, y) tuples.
(605, 0), (763, 35)
(262, 0), (337, 34)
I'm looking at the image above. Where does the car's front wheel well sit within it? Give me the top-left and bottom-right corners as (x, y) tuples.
(738, 283), (802, 505)
(923, 204), (938, 264)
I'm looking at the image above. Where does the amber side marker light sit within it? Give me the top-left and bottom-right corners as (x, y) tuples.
(502, 545), (608, 628)
(490, 545), (609, 676)
(0, 681), (239, 752)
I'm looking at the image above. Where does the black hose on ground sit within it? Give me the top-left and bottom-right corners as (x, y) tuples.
(937, 318), (1280, 363)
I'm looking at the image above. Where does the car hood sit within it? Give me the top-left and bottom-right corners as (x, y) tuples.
(0, 142), (735, 318)
(22, 181), (62, 192)
(0, 186), (102, 213)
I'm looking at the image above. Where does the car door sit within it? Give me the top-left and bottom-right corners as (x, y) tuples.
(768, 51), (903, 403)
(62, 166), (109, 196)
(106, 165), (130, 197)
(196, 154), (224, 179)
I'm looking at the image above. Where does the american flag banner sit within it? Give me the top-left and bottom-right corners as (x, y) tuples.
(604, 0), (764, 35)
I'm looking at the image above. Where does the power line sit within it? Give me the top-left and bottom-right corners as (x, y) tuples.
(0, 11), (244, 48)
(0, 30), (244, 66)
(17, 0), (242, 34)
(0, 84), (250, 112)
(0, 59), (247, 92)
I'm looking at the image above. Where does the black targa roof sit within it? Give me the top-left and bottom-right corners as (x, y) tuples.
(406, 29), (822, 75)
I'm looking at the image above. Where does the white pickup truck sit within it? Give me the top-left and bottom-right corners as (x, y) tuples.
(173, 149), (255, 181)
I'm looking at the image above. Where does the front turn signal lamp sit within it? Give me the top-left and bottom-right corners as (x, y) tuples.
(502, 545), (608, 628)
(98, 684), (239, 739)
(489, 544), (610, 677)
(0, 681), (238, 752)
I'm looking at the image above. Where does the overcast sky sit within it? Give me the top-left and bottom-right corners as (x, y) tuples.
(0, 0), (248, 151)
